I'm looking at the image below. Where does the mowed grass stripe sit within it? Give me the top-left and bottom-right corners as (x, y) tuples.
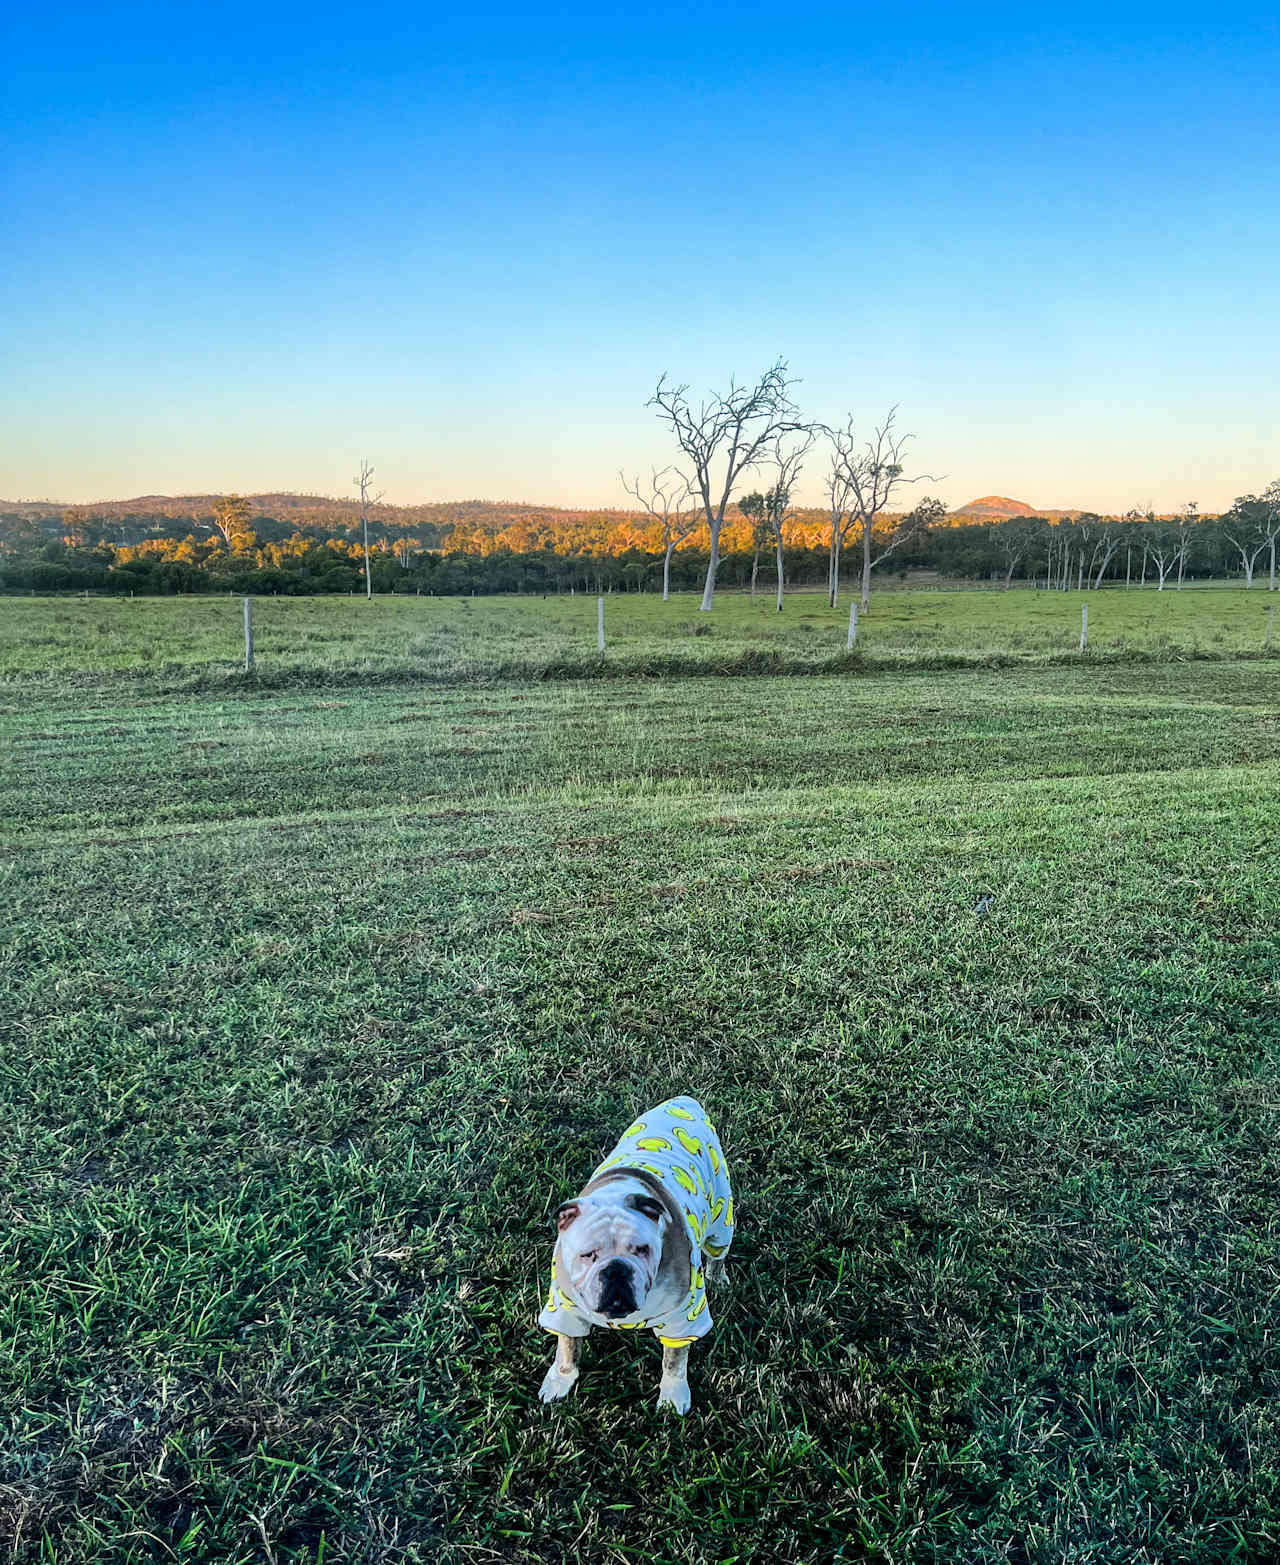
(4, 663), (1279, 840)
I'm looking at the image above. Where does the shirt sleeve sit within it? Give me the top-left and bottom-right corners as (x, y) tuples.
(538, 1263), (594, 1337)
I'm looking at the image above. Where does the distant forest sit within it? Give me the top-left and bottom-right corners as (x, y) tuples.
(2, 490), (1277, 596)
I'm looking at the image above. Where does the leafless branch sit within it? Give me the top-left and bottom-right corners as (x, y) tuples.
(649, 360), (805, 608)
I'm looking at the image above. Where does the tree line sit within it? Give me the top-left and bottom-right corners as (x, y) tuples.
(3, 360), (1277, 600)
(4, 502), (1277, 598)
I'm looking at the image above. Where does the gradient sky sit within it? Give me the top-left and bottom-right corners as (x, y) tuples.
(3, 2), (1278, 513)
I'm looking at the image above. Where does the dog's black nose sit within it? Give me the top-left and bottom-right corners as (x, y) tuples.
(597, 1258), (637, 1318)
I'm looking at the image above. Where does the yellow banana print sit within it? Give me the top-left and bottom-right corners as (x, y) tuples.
(673, 1166), (698, 1196)
(658, 1335), (696, 1347)
(635, 1136), (671, 1152)
(684, 1206), (704, 1239)
(725, 1198), (734, 1228)
(708, 1144), (721, 1175)
(674, 1127), (702, 1156)
(639, 1161), (662, 1177)
(625, 1121), (646, 1138)
(709, 1196), (724, 1223)
(703, 1240), (725, 1258)
(686, 1293), (708, 1322)
(667, 1105), (695, 1120)
(692, 1268), (703, 1291)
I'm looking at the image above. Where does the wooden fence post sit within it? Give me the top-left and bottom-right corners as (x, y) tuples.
(243, 598), (254, 671)
(1080, 602), (1088, 652)
(597, 596), (605, 653)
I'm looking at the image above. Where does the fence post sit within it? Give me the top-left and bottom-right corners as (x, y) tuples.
(1080, 602), (1088, 652)
(1267, 603), (1275, 649)
(847, 601), (858, 650)
(243, 597), (254, 671)
(597, 595), (605, 653)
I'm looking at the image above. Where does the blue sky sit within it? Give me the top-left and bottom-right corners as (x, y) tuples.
(3, 2), (1278, 512)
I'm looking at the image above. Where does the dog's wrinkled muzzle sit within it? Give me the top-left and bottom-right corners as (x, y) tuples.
(596, 1259), (638, 1318)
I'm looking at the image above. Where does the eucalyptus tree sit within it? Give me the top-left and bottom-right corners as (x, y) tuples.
(620, 466), (699, 601)
(1174, 502), (1200, 588)
(1222, 489), (1280, 588)
(212, 494), (251, 548)
(822, 408), (941, 612)
(1146, 521), (1189, 589)
(353, 459), (384, 601)
(737, 491), (771, 600)
(1086, 517), (1127, 589)
(989, 516), (1042, 589)
(755, 433), (813, 610)
(822, 439), (858, 607)
(649, 361), (803, 610)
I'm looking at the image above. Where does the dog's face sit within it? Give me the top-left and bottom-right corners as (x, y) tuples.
(555, 1178), (669, 1319)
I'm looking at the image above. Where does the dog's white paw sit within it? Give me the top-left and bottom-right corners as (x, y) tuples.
(539, 1364), (580, 1404)
(657, 1376), (691, 1416)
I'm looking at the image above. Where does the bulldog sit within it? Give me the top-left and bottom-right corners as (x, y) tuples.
(537, 1095), (734, 1414)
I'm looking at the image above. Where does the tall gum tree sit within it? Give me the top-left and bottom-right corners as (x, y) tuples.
(619, 467), (700, 601)
(648, 361), (802, 611)
(1222, 488), (1280, 588)
(760, 433), (813, 611)
(212, 495), (252, 549)
(353, 460), (384, 600)
(822, 408), (941, 612)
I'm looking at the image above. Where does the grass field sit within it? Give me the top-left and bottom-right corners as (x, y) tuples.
(3, 602), (1279, 1563)
(1, 585), (1276, 681)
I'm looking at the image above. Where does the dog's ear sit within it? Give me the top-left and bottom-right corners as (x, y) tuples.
(555, 1201), (581, 1232)
(629, 1194), (664, 1224)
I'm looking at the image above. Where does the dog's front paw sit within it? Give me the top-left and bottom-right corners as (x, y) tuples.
(657, 1376), (691, 1416)
(539, 1363), (580, 1404)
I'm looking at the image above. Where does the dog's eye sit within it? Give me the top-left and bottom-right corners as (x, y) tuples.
(580, 1250), (597, 1263)
(632, 1244), (651, 1259)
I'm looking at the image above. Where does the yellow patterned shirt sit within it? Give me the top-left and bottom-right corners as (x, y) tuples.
(539, 1096), (734, 1346)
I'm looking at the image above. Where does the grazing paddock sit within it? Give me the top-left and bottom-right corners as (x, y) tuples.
(2, 644), (1278, 1561)
(0, 585), (1275, 681)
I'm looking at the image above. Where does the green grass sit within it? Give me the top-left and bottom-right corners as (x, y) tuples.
(1, 585), (1275, 682)
(2, 652), (1279, 1562)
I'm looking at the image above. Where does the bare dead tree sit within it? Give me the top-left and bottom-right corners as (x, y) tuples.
(823, 408), (941, 612)
(1174, 502), (1199, 589)
(649, 361), (802, 610)
(760, 433), (814, 611)
(1070, 515), (1103, 591)
(353, 459), (384, 601)
(822, 429), (859, 608)
(621, 467), (700, 601)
